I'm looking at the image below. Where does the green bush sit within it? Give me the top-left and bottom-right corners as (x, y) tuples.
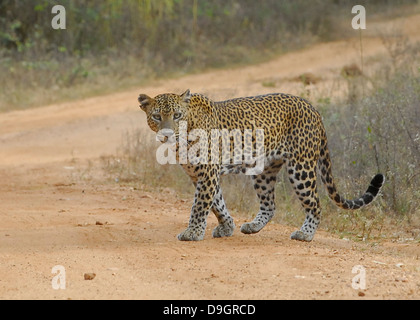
(2, 0), (418, 110)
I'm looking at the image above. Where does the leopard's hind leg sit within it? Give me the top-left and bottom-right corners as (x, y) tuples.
(287, 160), (321, 242)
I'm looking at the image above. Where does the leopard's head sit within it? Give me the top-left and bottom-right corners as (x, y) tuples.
(138, 89), (191, 142)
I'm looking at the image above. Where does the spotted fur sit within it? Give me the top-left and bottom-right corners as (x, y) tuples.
(138, 89), (385, 241)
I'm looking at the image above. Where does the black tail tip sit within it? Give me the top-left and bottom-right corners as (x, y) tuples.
(363, 174), (385, 204)
(371, 174), (385, 189)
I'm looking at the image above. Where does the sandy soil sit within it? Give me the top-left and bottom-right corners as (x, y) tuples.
(0, 14), (419, 300)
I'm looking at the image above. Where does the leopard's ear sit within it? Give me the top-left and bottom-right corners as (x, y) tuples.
(138, 94), (153, 112)
(180, 89), (191, 105)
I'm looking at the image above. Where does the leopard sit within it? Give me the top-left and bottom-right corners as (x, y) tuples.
(138, 89), (384, 242)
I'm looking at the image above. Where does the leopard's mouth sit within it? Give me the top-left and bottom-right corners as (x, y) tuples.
(156, 128), (175, 143)
(156, 134), (169, 143)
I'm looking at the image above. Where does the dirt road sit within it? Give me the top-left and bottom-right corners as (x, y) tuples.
(0, 14), (419, 300)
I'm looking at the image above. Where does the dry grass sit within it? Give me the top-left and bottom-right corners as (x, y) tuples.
(291, 72), (322, 86)
(101, 130), (194, 197)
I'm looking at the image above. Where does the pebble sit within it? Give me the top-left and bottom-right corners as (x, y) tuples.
(84, 273), (96, 280)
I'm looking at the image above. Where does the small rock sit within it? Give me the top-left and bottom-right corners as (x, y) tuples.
(394, 277), (408, 282)
(84, 273), (96, 280)
(77, 222), (89, 227)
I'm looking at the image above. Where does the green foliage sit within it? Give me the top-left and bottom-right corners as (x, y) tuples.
(1, 0), (418, 110)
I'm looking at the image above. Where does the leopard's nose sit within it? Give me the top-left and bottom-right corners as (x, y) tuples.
(161, 128), (174, 137)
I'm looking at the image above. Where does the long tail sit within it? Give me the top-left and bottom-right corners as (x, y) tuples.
(318, 135), (385, 210)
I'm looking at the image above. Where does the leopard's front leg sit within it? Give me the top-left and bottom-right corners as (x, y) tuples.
(178, 164), (219, 241)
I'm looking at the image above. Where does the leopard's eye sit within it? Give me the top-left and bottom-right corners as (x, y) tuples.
(173, 112), (183, 121)
(151, 113), (161, 122)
